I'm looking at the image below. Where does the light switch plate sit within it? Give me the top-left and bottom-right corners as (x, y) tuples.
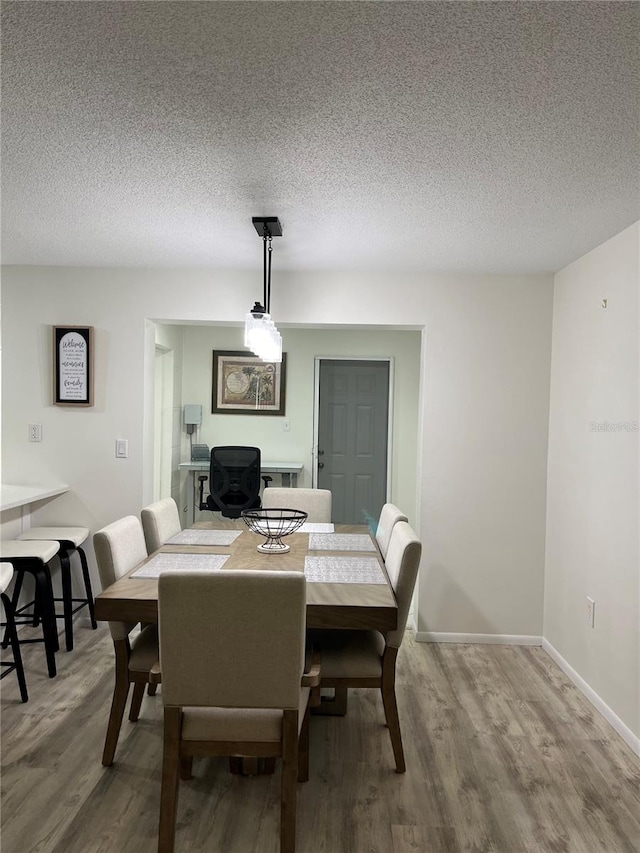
(115, 439), (128, 458)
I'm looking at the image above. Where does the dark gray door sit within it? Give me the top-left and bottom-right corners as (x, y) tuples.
(317, 359), (390, 524)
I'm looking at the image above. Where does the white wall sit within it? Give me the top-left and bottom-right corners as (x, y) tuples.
(0, 265), (553, 641)
(545, 222), (639, 741)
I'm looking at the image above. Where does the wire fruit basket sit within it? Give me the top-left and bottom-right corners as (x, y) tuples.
(241, 508), (308, 553)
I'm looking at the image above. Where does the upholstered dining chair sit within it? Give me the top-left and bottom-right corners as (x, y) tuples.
(375, 503), (408, 559)
(93, 515), (161, 766)
(157, 570), (321, 853)
(141, 497), (182, 554)
(308, 521), (421, 772)
(261, 487), (332, 523)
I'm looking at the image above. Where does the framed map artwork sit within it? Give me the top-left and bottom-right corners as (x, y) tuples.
(211, 351), (286, 415)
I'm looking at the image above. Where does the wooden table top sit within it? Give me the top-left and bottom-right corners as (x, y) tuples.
(94, 521), (397, 632)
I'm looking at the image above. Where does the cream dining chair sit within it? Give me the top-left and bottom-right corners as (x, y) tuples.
(141, 497), (182, 553)
(261, 487), (332, 523)
(375, 503), (408, 559)
(308, 521), (421, 772)
(157, 569), (320, 853)
(93, 515), (161, 765)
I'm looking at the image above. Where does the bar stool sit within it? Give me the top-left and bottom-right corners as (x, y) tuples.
(0, 562), (28, 702)
(0, 540), (60, 677)
(17, 527), (97, 652)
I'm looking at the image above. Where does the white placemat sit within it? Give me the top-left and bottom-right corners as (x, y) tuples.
(304, 556), (386, 584)
(308, 533), (376, 552)
(131, 553), (230, 579)
(166, 529), (242, 546)
(298, 522), (335, 533)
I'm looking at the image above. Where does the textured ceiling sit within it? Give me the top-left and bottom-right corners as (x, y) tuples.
(1, 1), (638, 273)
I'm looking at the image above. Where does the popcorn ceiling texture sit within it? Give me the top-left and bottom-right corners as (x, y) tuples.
(1, 1), (638, 273)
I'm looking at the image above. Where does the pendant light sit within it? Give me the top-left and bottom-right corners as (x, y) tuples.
(244, 216), (283, 363)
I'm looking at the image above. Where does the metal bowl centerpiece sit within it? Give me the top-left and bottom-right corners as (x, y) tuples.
(241, 507), (308, 554)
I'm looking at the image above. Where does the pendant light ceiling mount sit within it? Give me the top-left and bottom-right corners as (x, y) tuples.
(252, 216), (283, 238)
(244, 216), (284, 363)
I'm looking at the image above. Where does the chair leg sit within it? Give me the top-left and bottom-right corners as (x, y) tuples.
(77, 546), (98, 629)
(148, 682), (158, 696)
(2, 572), (24, 647)
(2, 566), (57, 675)
(102, 643), (132, 766)
(179, 757), (193, 780)
(1, 592), (28, 702)
(158, 707), (182, 853)
(33, 569), (58, 677)
(380, 649), (405, 773)
(280, 709), (299, 853)
(58, 549), (74, 652)
(297, 704), (311, 783)
(129, 681), (146, 721)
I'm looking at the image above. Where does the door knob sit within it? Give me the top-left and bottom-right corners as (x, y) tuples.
(318, 461), (324, 469)
(318, 449), (325, 456)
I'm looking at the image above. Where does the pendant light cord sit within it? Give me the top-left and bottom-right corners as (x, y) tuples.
(262, 231), (268, 313)
(267, 235), (273, 314)
(261, 228), (273, 314)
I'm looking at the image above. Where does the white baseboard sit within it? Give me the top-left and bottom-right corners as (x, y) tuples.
(542, 639), (640, 757)
(414, 631), (542, 646)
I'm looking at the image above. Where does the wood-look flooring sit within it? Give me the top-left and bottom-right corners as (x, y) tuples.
(2, 623), (639, 853)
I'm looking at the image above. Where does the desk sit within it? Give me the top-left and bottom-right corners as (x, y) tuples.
(95, 521), (397, 632)
(180, 461), (304, 523)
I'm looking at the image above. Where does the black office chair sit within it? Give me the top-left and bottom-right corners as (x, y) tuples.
(198, 446), (263, 519)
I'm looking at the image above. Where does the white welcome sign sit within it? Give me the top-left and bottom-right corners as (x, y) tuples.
(53, 326), (94, 406)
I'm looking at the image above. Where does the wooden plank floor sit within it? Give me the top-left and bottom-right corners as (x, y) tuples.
(2, 624), (639, 852)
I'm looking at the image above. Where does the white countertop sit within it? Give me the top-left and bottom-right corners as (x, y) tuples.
(0, 483), (70, 512)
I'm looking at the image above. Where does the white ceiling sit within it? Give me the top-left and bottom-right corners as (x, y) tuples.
(2, 1), (638, 274)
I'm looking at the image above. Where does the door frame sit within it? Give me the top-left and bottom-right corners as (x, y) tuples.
(312, 356), (395, 500)
(154, 345), (174, 502)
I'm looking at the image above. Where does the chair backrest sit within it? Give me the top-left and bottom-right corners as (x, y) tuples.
(261, 488), (332, 523)
(159, 570), (306, 710)
(375, 503), (408, 559)
(383, 521), (422, 649)
(208, 446), (262, 518)
(93, 516), (148, 640)
(141, 497), (181, 553)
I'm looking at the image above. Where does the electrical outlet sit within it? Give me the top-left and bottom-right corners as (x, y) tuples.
(28, 423), (42, 442)
(586, 596), (595, 628)
(115, 439), (128, 458)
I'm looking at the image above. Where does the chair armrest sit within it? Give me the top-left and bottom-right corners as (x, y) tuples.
(302, 649), (321, 707)
(301, 649), (321, 687)
(149, 659), (162, 684)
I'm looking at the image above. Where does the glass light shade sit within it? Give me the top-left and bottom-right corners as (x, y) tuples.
(244, 311), (282, 363)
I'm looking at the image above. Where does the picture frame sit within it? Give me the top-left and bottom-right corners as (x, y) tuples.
(53, 326), (94, 407)
(212, 350), (286, 415)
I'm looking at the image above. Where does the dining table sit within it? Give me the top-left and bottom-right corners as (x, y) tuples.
(94, 519), (398, 632)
